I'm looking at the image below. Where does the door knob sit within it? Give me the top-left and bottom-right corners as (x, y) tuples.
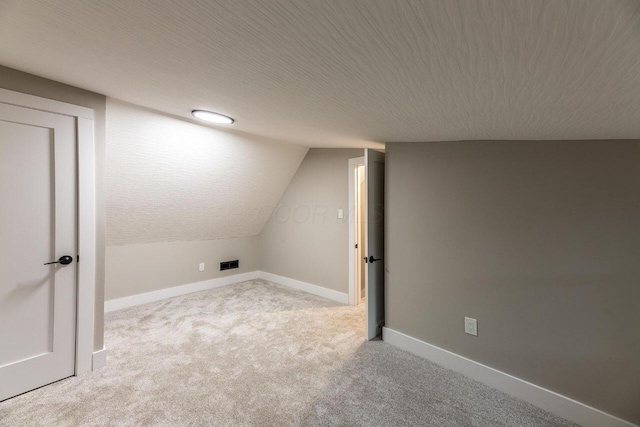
(368, 256), (381, 263)
(44, 255), (73, 266)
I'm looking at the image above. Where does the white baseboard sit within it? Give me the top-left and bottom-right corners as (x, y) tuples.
(92, 348), (107, 371)
(382, 328), (637, 427)
(104, 270), (347, 312)
(258, 271), (348, 304)
(104, 271), (260, 313)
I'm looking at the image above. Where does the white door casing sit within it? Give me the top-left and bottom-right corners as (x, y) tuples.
(356, 166), (366, 304)
(0, 88), (96, 400)
(348, 157), (364, 306)
(364, 149), (385, 340)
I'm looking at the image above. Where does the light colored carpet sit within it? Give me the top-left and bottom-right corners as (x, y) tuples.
(1, 279), (577, 426)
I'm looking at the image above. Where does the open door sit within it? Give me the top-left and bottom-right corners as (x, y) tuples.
(364, 149), (385, 340)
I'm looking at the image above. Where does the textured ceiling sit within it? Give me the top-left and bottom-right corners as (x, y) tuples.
(106, 99), (308, 245)
(1, 1), (640, 147)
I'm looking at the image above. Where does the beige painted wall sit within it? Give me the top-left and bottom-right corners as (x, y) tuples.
(0, 65), (107, 352)
(385, 140), (640, 424)
(259, 148), (364, 294)
(106, 237), (259, 300)
(106, 99), (308, 246)
(103, 100), (307, 300)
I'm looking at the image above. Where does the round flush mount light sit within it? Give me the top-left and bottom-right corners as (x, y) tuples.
(191, 109), (234, 124)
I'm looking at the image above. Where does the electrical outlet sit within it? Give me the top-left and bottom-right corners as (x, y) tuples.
(199, 262), (205, 272)
(337, 208), (344, 219)
(465, 317), (478, 336)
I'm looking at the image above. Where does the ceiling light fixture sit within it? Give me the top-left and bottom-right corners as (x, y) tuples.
(191, 109), (234, 124)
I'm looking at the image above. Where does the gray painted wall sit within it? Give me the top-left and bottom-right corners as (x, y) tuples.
(106, 237), (259, 300)
(385, 141), (640, 424)
(0, 65), (107, 352)
(103, 100), (307, 300)
(259, 148), (364, 294)
(105, 99), (308, 246)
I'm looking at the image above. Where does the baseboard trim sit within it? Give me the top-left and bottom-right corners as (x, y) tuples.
(258, 271), (348, 304)
(103, 270), (348, 312)
(382, 328), (637, 427)
(104, 271), (260, 313)
(91, 348), (107, 371)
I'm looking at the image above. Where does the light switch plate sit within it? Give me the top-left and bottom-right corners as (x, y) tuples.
(337, 208), (344, 219)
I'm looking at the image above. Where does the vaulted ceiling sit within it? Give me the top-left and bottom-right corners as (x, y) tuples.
(106, 100), (308, 245)
(1, 1), (640, 147)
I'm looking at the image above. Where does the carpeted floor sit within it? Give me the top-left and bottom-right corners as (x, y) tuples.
(0, 279), (577, 426)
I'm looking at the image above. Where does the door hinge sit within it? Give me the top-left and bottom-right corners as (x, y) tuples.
(355, 244), (358, 249)
(77, 255), (80, 263)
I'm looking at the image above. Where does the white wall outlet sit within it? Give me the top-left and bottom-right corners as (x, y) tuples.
(465, 317), (478, 336)
(199, 262), (205, 272)
(337, 208), (344, 219)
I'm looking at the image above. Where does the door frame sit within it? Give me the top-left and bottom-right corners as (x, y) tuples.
(0, 88), (96, 375)
(347, 156), (365, 306)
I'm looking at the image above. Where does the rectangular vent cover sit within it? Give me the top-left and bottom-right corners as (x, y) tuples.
(220, 260), (239, 271)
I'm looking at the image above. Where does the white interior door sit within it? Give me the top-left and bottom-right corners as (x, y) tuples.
(0, 103), (77, 401)
(364, 149), (385, 340)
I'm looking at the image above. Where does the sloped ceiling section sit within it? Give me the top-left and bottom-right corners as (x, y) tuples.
(106, 100), (308, 246)
(2, 1), (640, 147)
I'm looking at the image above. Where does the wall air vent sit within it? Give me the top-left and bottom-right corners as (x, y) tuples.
(220, 260), (239, 271)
